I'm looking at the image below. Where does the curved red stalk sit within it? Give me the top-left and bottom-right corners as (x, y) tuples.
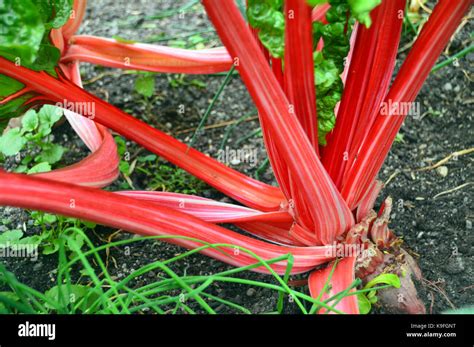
(284, 0), (319, 152)
(322, 0), (404, 189)
(118, 190), (304, 246)
(202, 0), (354, 245)
(235, 221), (304, 246)
(0, 172), (335, 275)
(62, 36), (233, 74)
(117, 191), (292, 224)
(0, 57), (284, 211)
(308, 256), (359, 314)
(50, 29), (65, 55)
(35, 125), (119, 187)
(62, 0), (88, 41)
(342, 0), (472, 208)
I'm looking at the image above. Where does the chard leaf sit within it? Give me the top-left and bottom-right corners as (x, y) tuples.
(247, 0), (285, 58)
(312, 1), (352, 144)
(247, 0), (381, 145)
(0, 0), (72, 131)
(32, 0), (73, 29)
(0, 0), (45, 64)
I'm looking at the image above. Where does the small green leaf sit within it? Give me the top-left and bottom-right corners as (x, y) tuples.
(21, 109), (39, 132)
(27, 162), (51, 174)
(135, 74), (155, 98)
(37, 105), (62, 136)
(364, 273), (401, 290)
(13, 165), (27, 173)
(357, 293), (372, 314)
(0, 230), (24, 246)
(36, 143), (64, 164)
(45, 284), (100, 310)
(119, 160), (130, 175)
(81, 220), (96, 229)
(38, 104), (62, 125)
(114, 136), (127, 156)
(0, 128), (27, 156)
(42, 239), (59, 255)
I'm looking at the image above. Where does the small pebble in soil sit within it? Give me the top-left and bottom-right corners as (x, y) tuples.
(436, 166), (448, 177)
(443, 82), (453, 91)
(246, 288), (256, 297)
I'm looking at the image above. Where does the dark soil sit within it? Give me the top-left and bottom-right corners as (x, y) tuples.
(0, 0), (472, 314)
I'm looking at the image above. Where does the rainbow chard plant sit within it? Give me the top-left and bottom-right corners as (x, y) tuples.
(0, 0), (471, 314)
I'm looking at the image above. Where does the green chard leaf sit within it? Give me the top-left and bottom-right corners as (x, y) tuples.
(247, 0), (381, 145)
(0, 0), (45, 65)
(313, 1), (353, 144)
(247, 0), (285, 58)
(0, 0), (72, 131)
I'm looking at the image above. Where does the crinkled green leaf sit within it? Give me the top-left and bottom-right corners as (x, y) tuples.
(0, 128), (27, 156)
(0, 0), (45, 64)
(31, 0), (73, 29)
(50, 0), (73, 28)
(247, 0), (285, 58)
